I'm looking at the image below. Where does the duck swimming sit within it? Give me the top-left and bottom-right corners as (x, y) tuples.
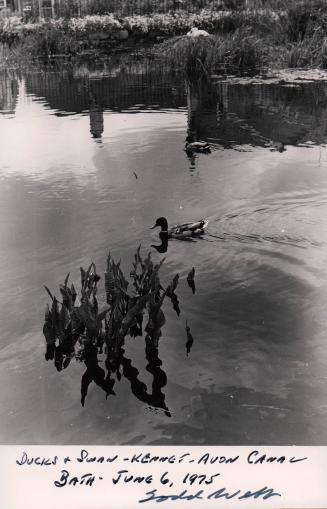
(185, 140), (211, 154)
(151, 217), (209, 239)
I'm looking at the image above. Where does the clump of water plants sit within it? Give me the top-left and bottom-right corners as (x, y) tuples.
(43, 246), (179, 366)
(158, 28), (269, 76)
(43, 247), (181, 409)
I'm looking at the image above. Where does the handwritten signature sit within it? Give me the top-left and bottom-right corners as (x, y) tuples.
(139, 486), (281, 503)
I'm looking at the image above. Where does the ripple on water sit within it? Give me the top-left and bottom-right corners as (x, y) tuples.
(1, 66), (327, 444)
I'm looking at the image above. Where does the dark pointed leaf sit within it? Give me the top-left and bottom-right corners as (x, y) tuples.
(170, 292), (180, 316)
(167, 274), (179, 296)
(44, 285), (54, 301)
(71, 283), (77, 304)
(185, 320), (194, 356)
(187, 267), (196, 294)
(80, 267), (86, 288)
(64, 272), (70, 288)
(187, 267), (195, 281)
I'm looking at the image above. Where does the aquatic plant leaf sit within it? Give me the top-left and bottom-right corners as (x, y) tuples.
(80, 263), (97, 296)
(117, 266), (129, 291)
(144, 252), (153, 272)
(172, 273), (179, 291)
(187, 267), (195, 281)
(59, 302), (71, 331)
(74, 303), (99, 337)
(105, 271), (115, 303)
(45, 344), (55, 361)
(167, 274), (179, 296)
(129, 321), (142, 338)
(170, 292), (180, 316)
(188, 279), (196, 294)
(145, 307), (166, 334)
(105, 253), (123, 304)
(135, 244), (142, 265)
(63, 357), (71, 369)
(119, 293), (152, 339)
(44, 303), (51, 321)
(185, 320), (194, 356)
(59, 286), (73, 311)
(51, 296), (61, 336)
(187, 268), (196, 294)
(91, 293), (98, 316)
(54, 346), (63, 372)
(81, 368), (93, 406)
(71, 283), (77, 304)
(64, 272), (70, 288)
(154, 257), (166, 272)
(80, 267), (86, 288)
(44, 285), (54, 301)
(43, 304), (56, 353)
(98, 308), (110, 322)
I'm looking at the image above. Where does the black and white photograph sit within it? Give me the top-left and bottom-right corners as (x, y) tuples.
(1, 0), (327, 451)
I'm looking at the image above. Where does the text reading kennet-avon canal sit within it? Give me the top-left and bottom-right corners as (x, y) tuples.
(16, 449), (307, 503)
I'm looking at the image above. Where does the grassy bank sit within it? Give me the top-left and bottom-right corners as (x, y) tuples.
(1, 0), (327, 72)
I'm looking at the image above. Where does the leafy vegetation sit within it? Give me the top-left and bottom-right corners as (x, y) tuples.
(156, 1), (327, 75)
(159, 29), (269, 75)
(43, 247), (191, 408)
(2, 0), (327, 70)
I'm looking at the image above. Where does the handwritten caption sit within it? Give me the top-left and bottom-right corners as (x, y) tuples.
(15, 448), (307, 504)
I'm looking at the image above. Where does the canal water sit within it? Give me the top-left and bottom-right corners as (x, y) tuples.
(1, 57), (327, 444)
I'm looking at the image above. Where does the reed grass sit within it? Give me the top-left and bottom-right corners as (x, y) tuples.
(159, 29), (268, 75)
(1, 0), (327, 70)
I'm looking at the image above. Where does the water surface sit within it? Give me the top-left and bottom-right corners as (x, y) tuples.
(1, 59), (327, 444)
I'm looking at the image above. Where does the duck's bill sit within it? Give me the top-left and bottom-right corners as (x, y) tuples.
(150, 224), (157, 229)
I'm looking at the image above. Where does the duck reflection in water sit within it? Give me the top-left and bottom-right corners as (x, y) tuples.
(89, 91), (104, 142)
(151, 233), (169, 253)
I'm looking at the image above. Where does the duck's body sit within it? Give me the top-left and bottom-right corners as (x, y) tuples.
(151, 217), (208, 239)
(185, 141), (211, 153)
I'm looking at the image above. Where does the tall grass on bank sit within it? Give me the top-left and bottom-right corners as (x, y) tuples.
(2, 0), (327, 71)
(0, 9), (284, 61)
(157, 0), (327, 75)
(158, 29), (268, 75)
(281, 33), (327, 69)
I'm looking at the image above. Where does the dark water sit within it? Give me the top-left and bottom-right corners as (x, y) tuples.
(1, 57), (327, 445)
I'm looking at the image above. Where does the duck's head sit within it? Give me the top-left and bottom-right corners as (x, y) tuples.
(150, 217), (168, 231)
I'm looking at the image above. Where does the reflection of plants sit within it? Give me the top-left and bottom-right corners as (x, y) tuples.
(43, 247), (181, 408)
